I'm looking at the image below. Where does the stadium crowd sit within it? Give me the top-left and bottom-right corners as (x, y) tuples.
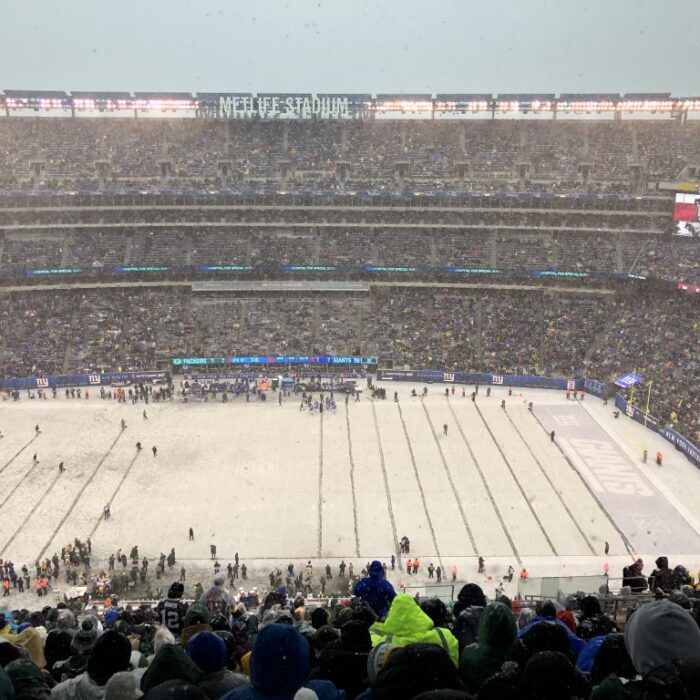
(1, 115), (700, 698)
(1, 285), (698, 445)
(1, 118), (700, 193)
(2, 554), (700, 698)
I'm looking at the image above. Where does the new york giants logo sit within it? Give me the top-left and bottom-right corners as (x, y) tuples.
(36, 378), (49, 388)
(88, 374), (101, 385)
(491, 375), (504, 385)
(443, 373), (455, 382)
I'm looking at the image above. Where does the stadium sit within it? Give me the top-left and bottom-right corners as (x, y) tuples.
(2, 48), (700, 700)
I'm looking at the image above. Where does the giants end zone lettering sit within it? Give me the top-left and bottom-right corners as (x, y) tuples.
(36, 378), (49, 388)
(443, 373), (455, 382)
(89, 375), (101, 385)
(491, 375), (503, 385)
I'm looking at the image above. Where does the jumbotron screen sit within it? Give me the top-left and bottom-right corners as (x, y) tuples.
(673, 191), (700, 236)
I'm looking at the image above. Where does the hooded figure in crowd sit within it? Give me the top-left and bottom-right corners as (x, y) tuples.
(199, 574), (236, 618)
(353, 562), (396, 620)
(220, 623), (344, 700)
(591, 600), (700, 699)
(648, 557), (676, 593)
(140, 644), (202, 695)
(451, 584), (486, 651)
(458, 602), (517, 693)
(51, 631), (131, 700)
(576, 596), (619, 641)
(368, 595), (459, 666)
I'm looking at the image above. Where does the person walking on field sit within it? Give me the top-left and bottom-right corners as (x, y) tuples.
(443, 423), (448, 436)
(152, 445), (158, 458)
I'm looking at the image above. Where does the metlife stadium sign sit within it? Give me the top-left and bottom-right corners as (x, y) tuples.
(217, 94), (353, 120)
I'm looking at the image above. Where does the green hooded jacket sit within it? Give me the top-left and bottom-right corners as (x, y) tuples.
(459, 602), (517, 692)
(368, 594), (459, 665)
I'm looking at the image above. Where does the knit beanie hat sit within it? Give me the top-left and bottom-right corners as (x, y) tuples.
(87, 631), (132, 686)
(71, 619), (99, 654)
(186, 632), (228, 674)
(184, 603), (210, 627)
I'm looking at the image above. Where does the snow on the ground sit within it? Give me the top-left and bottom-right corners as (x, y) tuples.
(1, 383), (699, 611)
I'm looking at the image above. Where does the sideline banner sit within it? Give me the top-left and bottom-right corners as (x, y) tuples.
(615, 393), (700, 468)
(0, 370), (170, 391)
(376, 369), (570, 390)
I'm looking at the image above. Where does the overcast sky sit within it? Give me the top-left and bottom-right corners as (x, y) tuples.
(1, 0), (698, 95)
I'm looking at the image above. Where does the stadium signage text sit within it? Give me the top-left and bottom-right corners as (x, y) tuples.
(171, 355), (378, 366)
(219, 95), (351, 120)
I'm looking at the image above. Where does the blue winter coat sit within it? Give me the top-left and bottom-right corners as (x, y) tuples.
(353, 561), (396, 619)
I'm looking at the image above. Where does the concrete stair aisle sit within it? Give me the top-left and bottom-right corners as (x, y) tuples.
(312, 299), (321, 348)
(124, 237), (133, 266)
(60, 236), (72, 267)
(312, 229), (321, 266)
(184, 236), (194, 266)
(489, 231), (498, 268)
(61, 300), (80, 373)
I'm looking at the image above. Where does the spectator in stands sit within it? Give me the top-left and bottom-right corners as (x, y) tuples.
(575, 595), (619, 640)
(368, 595), (458, 665)
(51, 630), (131, 700)
(357, 643), (464, 699)
(221, 623), (344, 700)
(591, 600), (700, 699)
(518, 601), (585, 658)
(452, 583), (487, 651)
(352, 561), (396, 620)
(458, 601), (517, 694)
(622, 559), (648, 593)
(311, 619), (371, 698)
(648, 556), (677, 593)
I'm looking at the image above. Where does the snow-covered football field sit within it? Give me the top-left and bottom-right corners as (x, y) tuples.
(2, 382), (700, 601)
